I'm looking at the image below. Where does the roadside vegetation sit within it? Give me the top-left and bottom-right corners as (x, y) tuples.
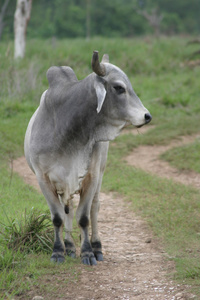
(0, 36), (200, 298)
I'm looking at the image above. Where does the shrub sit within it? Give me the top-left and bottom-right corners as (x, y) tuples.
(0, 208), (54, 254)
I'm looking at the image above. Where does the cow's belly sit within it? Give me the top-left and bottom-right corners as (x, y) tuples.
(47, 151), (91, 204)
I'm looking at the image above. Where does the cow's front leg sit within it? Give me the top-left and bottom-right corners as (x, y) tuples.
(79, 214), (97, 265)
(90, 185), (103, 261)
(76, 177), (98, 266)
(63, 198), (76, 258)
(90, 142), (109, 261)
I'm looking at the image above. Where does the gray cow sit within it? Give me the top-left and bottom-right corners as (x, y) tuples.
(24, 51), (152, 265)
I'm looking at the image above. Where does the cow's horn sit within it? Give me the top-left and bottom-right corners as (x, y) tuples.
(92, 51), (106, 76)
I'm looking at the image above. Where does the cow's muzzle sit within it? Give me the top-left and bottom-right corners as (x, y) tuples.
(144, 113), (152, 124)
(136, 112), (152, 128)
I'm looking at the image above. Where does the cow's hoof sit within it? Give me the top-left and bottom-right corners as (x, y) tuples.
(94, 252), (103, 261)
(66, 250), (76, 258)
(64, 239), (76, 258)
(81, 254), (97, 266)
(91, 241), (103, 261)
(50, 253), (65, 263)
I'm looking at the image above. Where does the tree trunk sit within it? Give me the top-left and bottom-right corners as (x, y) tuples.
(14, 0), (32, 59)
(0, 0), (10, 41)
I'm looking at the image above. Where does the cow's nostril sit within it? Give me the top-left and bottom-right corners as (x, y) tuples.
(144, 113), (152, 124)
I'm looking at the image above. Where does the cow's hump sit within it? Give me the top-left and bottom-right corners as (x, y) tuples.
(46, 66), (78, 89)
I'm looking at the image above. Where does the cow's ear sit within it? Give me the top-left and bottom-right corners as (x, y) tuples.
(95, 81), (107, 113)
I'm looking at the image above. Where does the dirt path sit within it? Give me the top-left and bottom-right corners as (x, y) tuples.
(125, 133), (200, 190)
(13, 157), (195, 300)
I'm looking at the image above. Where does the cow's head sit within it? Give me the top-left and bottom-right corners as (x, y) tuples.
(92, 51), (152, 128)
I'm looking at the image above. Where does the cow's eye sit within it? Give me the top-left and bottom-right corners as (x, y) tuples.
(114, 85), (125, 94)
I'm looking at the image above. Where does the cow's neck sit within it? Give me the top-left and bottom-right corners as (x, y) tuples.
(93, 119), (125, 142)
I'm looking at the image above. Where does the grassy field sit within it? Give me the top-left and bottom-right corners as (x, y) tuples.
(1, 36), (200, 298)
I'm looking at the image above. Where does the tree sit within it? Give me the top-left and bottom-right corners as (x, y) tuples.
(136, 7), (163, 37)
(0, 0), (10, 41)
(14, 0), (32, 59)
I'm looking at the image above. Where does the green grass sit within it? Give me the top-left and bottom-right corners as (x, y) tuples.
(161, 138), (200, 173)
(0, 169), (45, 223)
(1, 36), (200, 297)
(0, 251), (80, 299)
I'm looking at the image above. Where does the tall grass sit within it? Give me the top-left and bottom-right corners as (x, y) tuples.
(0, 208), (54, 254)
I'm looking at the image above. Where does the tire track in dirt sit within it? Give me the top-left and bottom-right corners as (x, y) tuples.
(13, 157), (195, 300)
(125, 133), (200, 190)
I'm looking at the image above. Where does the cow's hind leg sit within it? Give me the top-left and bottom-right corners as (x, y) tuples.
(38, 177), (65, 263)
(51, 212), (65, 263)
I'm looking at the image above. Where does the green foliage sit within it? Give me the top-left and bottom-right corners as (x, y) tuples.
(161, 12), (184, 34)
(1, 0), (200, 40)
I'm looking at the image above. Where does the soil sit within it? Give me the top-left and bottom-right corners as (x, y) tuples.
(12, 129), (199, 299)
